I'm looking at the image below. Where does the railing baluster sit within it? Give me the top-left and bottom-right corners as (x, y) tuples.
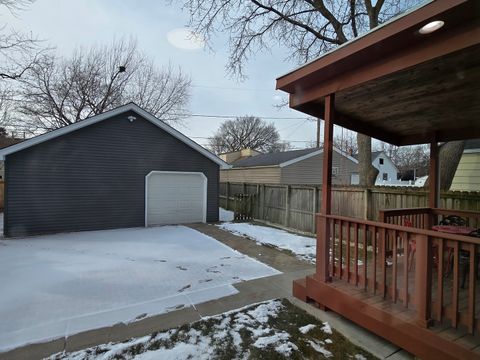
(392, 230), (397, 303)
(339, 220), (343, 280)
(331, 219), (336, 278)
(403, 231), (409, 308)
(436, 238), (444, 323)
(452, 241), (459, 328)
(372, 226), (377, 295)
(363, 224), (367, 290)
(468, 243), (476, 334)
(354, 223), (359, 286)
(346, 221), (351, 284)
(381, 227), (387, 298)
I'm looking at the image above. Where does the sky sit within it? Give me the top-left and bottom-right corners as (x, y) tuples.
(3, 0), (321, 149)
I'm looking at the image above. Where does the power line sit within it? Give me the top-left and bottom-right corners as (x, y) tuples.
(191, 84), (275, 92)
(176, 113), (313, 121)
(189, 136), (313, 143)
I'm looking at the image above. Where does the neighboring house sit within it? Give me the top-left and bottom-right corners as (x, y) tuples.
(0, 136), (23, 180)
(450, 139), (480, 191)
(371, 151), (401, 186)
(0, 103), (228, 237)
(220, 148), (359, 185)
(350, 151), (401, 186)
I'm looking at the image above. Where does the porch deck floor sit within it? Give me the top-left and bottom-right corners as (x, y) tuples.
(328, 277), (480, 349)
(294, 263), (480, 359)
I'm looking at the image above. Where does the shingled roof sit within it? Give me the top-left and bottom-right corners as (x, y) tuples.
(231, 148), (320, 167)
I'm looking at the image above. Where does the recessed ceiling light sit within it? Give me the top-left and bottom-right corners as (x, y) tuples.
(419, 20), (444, 35)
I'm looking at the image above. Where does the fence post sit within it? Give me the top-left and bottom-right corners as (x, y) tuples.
(285, 185), (291, 228)
(260, 184), (265, 220)
(415, 233), (433, 328)
(364, 188), (372, 220)
(242, 182), (246, 194)
(312, 187), (318, 233)
(225, 181), (230, 210)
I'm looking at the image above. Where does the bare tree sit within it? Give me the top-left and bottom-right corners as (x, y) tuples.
(376, 142), (429, 180)
(15, 39), (190, 132)
(0, 0), (44, 81)
(334, 131), (357, 155)
(178, 0), (421, 186)
(209, 116), (290, 153)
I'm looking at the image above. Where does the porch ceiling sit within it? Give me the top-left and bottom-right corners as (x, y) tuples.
(276, 0), (480, 146)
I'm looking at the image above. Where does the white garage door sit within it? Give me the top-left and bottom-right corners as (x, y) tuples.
(145, 171), (207, 226)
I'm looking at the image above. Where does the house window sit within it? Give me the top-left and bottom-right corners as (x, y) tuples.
(383, 173), (388, 181)
(379, 158), (384, 165)
(332, 167), (339, 175)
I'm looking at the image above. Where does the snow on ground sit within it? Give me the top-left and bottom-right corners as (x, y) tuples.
(299, 324), (316, 334)
(49, 299), (375, 360)
(49, 300), (297, 360)
(0, 226), (279, 351)
(217, 222), (316, 263)
(219, 207), (234, 222)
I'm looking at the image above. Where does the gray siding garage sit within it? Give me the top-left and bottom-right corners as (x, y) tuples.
(0, 103), (228, 237)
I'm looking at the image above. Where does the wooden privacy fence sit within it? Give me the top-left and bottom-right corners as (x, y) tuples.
(219, 182), (480, 235)
(233, 194), (255, 221)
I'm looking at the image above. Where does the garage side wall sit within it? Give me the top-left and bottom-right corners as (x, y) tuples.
(4, 111), (219, 237)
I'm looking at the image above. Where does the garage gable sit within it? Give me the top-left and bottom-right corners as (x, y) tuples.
(0, 103), (229, 169)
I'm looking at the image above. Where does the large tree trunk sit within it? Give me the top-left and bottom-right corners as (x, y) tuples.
(439, 141), (465, 190)
(357, 133), (379, 187)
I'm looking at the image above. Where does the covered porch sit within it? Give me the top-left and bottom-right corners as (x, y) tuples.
(276, 1), (480, 359)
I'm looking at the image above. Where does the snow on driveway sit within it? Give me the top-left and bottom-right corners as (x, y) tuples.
(0, 226), (280, 351)
(218, 222), (316, 263)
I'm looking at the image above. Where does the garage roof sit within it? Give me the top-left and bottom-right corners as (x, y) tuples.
(0, 103), (230, 169)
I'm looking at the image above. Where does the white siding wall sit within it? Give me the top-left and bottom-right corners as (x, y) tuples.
(373, 152), (399, 185)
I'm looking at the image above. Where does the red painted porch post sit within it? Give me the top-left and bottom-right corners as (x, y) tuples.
(428, 140), (440, 226)
(429, 140), (439, 208)
(317, 94), (334, 282)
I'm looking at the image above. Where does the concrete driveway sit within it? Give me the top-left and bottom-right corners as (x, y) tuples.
(0, 225), (279, 352)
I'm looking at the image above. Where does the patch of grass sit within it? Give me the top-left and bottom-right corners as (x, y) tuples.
(55, 299), (377, 360)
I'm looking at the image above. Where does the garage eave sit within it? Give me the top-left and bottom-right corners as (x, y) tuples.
(0, 103), (230, 169)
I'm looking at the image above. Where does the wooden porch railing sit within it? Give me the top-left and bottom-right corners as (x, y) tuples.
(379, 207), (480, 229)
(318, 213), (480, 334)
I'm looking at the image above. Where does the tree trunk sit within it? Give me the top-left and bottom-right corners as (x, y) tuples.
(357, 133), (378, 187)
(439, 141), (465, 190)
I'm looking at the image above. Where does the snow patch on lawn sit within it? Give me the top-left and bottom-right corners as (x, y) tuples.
(217, 222), (316, 263)
(50, 300), (298, 360)
(308, 339), (333, 357)
(0, 226), (279, 351)
(321, 321), (333, 334)
(219, 207), (234, 222)
(299, 323), (316, 334)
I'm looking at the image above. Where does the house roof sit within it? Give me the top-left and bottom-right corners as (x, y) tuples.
(276, 0), (480, 145)
(232, 148), (320, 167)
(0, 103), (230, 169)
(231, 147), (358, 168)
(465, 139), (480, 150)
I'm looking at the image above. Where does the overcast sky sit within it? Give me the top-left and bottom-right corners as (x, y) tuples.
(4, 0), (323, 149)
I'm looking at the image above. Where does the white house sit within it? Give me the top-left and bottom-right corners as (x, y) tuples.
(350, 151), (400, 186)
(372, 151), (400, 185)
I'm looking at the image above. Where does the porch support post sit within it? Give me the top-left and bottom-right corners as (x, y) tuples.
(317, 94), (334, 282)
(415, 233), (433, 328)
(429, 140), (440, 209)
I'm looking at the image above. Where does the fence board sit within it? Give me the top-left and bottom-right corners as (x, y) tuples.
(220, 182), (480, 235)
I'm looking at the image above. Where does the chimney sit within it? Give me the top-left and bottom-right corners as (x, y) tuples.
(219, 148), (261, 164)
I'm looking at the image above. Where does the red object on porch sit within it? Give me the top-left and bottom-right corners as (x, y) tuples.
(431, 225), (476, 235)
